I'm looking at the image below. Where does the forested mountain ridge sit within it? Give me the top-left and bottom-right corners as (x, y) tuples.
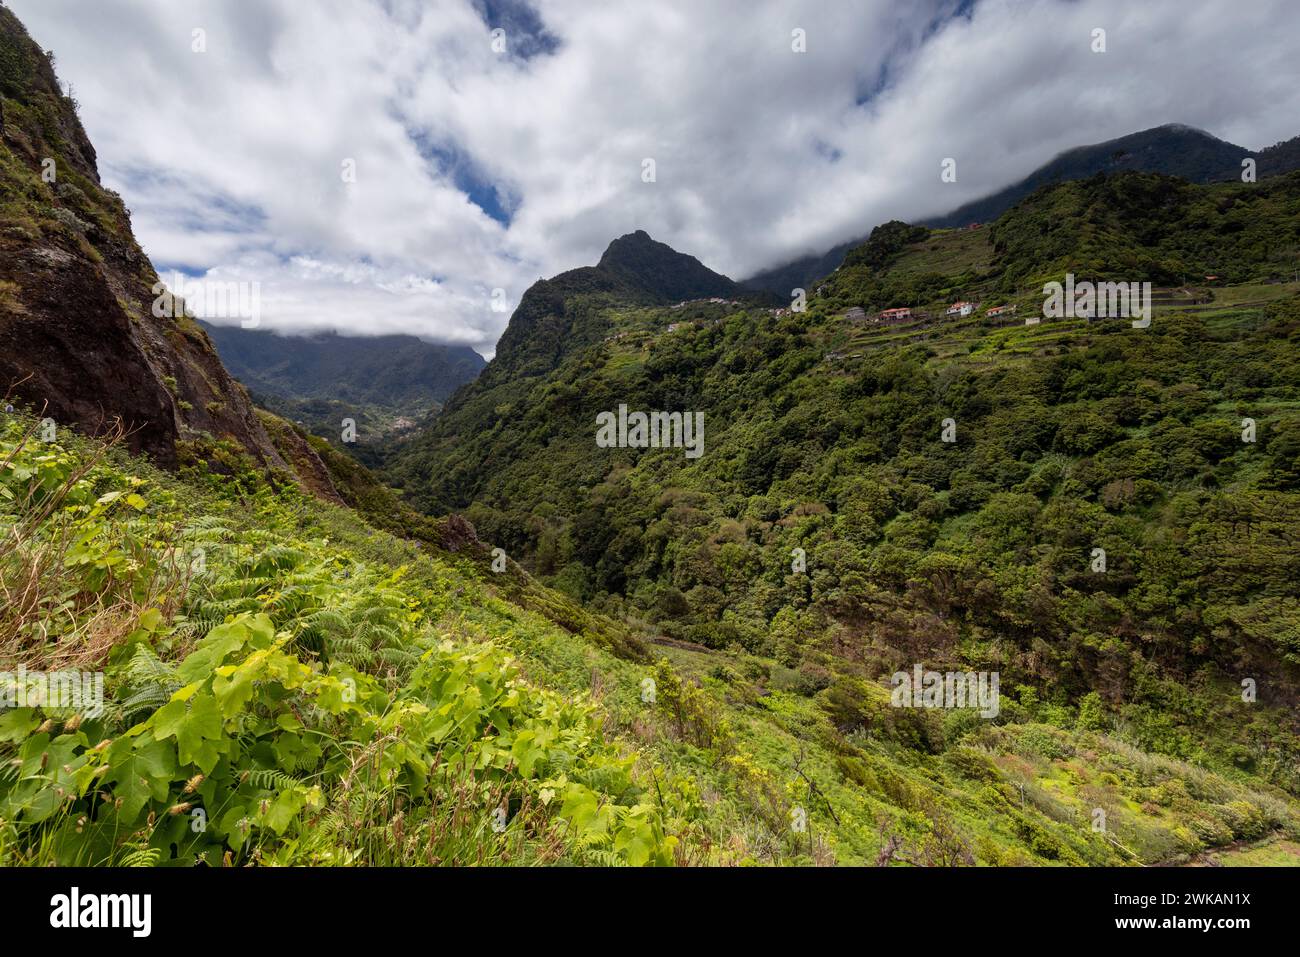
(385, 168), (1300, 855)
(4, 0), (1300, 869)
(821, 169), (1300, 314)
(743, 123), (1300, 296)
(477, 229), (748, 390)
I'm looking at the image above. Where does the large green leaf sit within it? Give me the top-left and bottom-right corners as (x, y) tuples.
(105, 738), (177, 821)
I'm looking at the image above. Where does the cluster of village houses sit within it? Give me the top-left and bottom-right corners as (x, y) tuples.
(669, 297), (739, 309)
(612, 294), (1022, 346)
(821, 300), (1021, 362)
(844, 301), (1019, 325)
(664, 293), (1023, 327)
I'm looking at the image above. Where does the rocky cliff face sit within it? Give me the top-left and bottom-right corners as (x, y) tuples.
(0, 6), (285, 470)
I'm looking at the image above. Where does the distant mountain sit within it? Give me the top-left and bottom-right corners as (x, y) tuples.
(386, 230), (753, 507)
(742, 124), (1300, 296)
(199, 322), (486, 415)
(1259, 132), (1300, 177)
(924, 124), (1256, 228)
(735, 237), (861, 303)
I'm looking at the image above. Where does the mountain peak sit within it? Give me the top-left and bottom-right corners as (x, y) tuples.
(1152, 122), (1217, 137)
(597, 229), (668, 266)
(596, 230), (739, 303)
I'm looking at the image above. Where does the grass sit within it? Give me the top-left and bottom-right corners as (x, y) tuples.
(0, 412), (676, 866)
(1205, 281), (1300, 305)
(4, 404), (1299, 866)
(890, 228), (996, 279)
(1197, 838), (1300, 866)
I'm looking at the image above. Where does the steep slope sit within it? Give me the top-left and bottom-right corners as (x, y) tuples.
(384, 171), (1300, 830)
(743, 124), (1300, 296)
(0, 412), (673, 866)
(0, 7), (285, 470)
(480, 230), (744, 388)
(8, 392), (1300, 867)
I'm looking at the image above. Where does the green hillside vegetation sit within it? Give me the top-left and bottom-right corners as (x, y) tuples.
(382, 171), (1300, 864)
(5, 411), (1299, 866)
(742, 124), (1300, 295)
(7, 0), (1299, 869)
(816, 171), (1300, 317)
(0, 412), (675, 865)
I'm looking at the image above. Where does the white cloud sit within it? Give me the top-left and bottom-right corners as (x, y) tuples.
(9, 0), (1299, 354)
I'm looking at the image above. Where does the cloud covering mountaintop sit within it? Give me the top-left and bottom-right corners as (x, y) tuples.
(11, 0), (1299, 354)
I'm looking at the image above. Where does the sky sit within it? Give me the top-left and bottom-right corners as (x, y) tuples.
(9, 0), (1300, 356)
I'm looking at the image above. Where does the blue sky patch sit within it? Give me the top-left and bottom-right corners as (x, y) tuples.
(406, 128), (515, 226)
(473, 0), (560, 61)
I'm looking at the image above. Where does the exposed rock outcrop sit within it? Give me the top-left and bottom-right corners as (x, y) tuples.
(0, 5), (286, 471)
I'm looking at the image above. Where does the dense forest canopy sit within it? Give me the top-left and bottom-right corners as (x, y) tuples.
(386, 170), (1300, 800)
(5, 0), (1300, 871)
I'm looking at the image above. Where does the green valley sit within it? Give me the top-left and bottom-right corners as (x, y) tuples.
(376, 170), (1300, 865)
(3, 0), (1299, 881)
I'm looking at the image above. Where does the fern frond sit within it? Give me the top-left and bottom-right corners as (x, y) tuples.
(121, 846), (161, 867)
(247, 768), (306, 791)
